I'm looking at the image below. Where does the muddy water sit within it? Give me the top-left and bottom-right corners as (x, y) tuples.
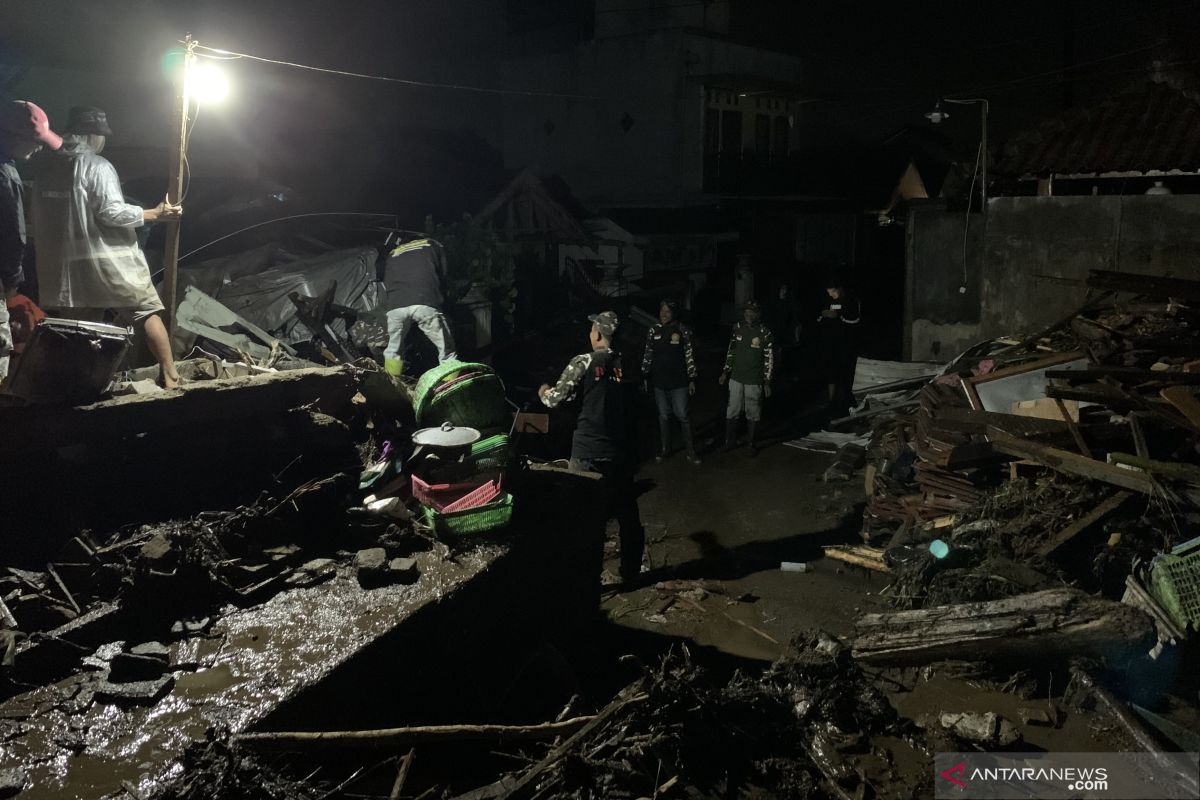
(2, 546), (503, 800)
(895, 675), (1135, 751)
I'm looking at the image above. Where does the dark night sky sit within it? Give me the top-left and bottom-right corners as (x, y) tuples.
(3, 0), (1198, 208)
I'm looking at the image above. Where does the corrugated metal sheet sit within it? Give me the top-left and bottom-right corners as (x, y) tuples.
(997, 78), (1200, 178)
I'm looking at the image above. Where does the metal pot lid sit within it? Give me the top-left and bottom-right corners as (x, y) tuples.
(411, 421), (481, 448)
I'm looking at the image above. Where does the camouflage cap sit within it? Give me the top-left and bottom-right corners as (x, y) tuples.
(588, 310), (619, 339)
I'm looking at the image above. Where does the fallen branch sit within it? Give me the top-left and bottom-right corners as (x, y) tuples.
(234, 716), (599, 748)
(389, 748), (415, 800)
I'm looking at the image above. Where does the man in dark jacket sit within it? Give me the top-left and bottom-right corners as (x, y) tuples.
(719, 300), (774, 456)
(817, 276), (861, 417)
(641, 298), (700, 464)
(381, 237), (457, 376)
(540, 311), (645, 582)
(1, 101), (62, 382)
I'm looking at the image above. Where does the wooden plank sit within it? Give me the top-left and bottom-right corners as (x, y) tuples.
(988, 432), (1156, 494)
(1088, 269), (1200, 302)
(1160, 386), (1200, 429)
(852, 588), (1155, 665)
(1056, 398), (1093, 458)
(1036, 491), (1133, 557)
(823, 545), (890, 573)
(1109, 453), (1200, 485)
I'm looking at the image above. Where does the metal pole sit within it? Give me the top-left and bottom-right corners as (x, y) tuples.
(980, 100), (988, 212)
(160, 34), (193, 342)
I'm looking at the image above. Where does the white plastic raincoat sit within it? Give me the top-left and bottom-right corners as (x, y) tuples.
(33, 142), (163, 316)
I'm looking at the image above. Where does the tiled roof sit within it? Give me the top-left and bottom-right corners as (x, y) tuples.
(996, 77), (1200, 177)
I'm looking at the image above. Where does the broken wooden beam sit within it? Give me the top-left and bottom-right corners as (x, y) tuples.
(1160, 385), (1200, 430)
(1108, 453), (1200, 485)
(1036, 491), (1133, 557)
(1087, 269), (1200, 302)
(988, 432), (1156, 494)
(822, 545), (890, 573)
(851, 588), (1155, 666)
(233, 716), (599, 748)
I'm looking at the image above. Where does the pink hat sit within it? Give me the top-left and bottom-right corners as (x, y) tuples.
(1, 100), (63, 150)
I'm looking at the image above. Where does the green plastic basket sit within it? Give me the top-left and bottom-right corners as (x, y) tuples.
(423, 492), (514, 537)
(411, 361), (487, 418)
(1149, 536), (1200, 631)
(423, 374), (509, 430)
(470, 433), (511, 470)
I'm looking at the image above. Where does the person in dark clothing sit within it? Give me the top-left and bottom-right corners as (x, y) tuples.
(720, 301), (774, 456)
(540, 311), (645, 581)
(381, 237), (457, 376)
(817, 277), (861, 417)
(0, 101), (62, 382)
(641, 298), (700, 464)
(765, 282), (802, 402)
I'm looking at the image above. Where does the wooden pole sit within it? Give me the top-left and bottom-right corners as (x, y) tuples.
(161, 34), (194, 342)
(232, 715), (599, 748)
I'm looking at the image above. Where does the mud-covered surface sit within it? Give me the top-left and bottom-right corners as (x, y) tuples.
(0, 543), (502, 800)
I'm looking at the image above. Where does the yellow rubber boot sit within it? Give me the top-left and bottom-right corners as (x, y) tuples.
(384, 356), (404, 377)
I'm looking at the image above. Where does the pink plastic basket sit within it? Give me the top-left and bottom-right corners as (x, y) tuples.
(442, 477), (502, 513)
(411, 473), (501, 512)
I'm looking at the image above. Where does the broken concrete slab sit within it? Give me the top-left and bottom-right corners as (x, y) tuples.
(107, 652), (170, 683)
(354, 548), (387, 572)
(388, 557), (420, 584)
(0, 767), (28, 799)
(940, 711), (1021, 746)
(94, 674), (175, 705)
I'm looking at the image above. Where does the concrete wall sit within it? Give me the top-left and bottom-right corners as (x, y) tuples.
(980, 195), (1200, 338)
(905, 195), (1200, 360)
(501, 30), (802, 207)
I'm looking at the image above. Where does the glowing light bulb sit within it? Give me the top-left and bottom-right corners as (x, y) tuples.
(191, 63), (230, 104)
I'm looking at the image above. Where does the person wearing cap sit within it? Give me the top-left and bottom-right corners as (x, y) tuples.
(539, 311), (645, 582)
(641, 298), (700, 464)
(817, 276), (861, 417)
(380, 236), (456, 377)
(719, 300), (774, 456)
(0, 100), (62, 382)
(33, 105), (182, 388)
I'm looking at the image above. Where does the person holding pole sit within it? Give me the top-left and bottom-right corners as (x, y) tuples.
(34, 106), (182, 387)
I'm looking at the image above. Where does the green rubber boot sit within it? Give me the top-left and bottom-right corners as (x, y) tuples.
(384, 356), (404, 377)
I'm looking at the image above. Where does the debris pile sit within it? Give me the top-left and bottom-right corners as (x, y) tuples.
(828, 271), (1200, 650)
(460, 634), (932, 800)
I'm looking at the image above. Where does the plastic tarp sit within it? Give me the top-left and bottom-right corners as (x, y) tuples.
(176, 246), (384, 345)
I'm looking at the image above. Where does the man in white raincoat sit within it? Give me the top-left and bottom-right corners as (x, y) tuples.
(34, 106), (182, 387)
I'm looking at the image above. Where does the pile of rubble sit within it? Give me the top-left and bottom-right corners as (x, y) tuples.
(821, 271), (1200, 646)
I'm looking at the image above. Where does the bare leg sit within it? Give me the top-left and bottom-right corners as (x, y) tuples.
(142, 313), (180, 389)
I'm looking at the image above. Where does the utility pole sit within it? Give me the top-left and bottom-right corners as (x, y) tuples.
(161, 34), (195, 341)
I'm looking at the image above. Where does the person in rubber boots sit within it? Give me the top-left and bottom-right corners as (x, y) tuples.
(719, 300), (774, 456)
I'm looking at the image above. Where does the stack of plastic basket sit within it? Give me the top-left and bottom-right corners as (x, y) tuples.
(412, 361), (514, 537)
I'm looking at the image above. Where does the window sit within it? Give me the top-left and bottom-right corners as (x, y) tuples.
(705, 109), (720, 154)
(721, 110), (742, 153)
(755, 114), (771, 154)
(773, 115), (789, 156)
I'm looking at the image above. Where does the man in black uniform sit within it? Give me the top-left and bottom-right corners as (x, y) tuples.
(540, 311), (645, 582)
(817, 276), (861, 417)
(641, 298), (700, 464)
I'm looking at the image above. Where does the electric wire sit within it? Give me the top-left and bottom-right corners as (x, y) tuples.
(176, 212), (400, 264)
(192, 44), (602, 100)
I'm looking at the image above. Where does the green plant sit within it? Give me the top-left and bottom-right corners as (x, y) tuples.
(428, 214), (517, 324)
